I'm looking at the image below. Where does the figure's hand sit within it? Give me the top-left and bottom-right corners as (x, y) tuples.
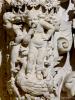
(38, 13), (45, 19)
(11, 67), (20, 73)
(9, 41), (17, 46)
(50, 14), (60, 31)
(28, 29), (34, 35)
(45, 16), (51, 22)
(54, 23), (60, 31)
(4, 23), (12, 29)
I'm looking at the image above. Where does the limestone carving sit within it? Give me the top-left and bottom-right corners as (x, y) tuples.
(3, 0), (75, 100)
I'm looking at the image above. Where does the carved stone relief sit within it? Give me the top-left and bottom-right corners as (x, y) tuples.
(0, 0), (75, 100)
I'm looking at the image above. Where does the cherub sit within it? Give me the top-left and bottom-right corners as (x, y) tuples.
(26, 6), (56, 80)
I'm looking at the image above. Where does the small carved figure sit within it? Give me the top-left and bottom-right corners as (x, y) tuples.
(27, 7), (56, 80)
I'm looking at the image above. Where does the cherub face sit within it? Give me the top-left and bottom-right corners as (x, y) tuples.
(27, 8), (39, 27)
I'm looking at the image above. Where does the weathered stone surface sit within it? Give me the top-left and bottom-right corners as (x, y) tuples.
(0, 0), (75, 100)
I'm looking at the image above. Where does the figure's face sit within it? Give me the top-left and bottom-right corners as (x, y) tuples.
(28, 8), (39, 27)
(29, 19), (38, 28)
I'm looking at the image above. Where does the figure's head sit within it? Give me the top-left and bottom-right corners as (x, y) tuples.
(27, 8), (39, 27)
(3, 12), (15, 22)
